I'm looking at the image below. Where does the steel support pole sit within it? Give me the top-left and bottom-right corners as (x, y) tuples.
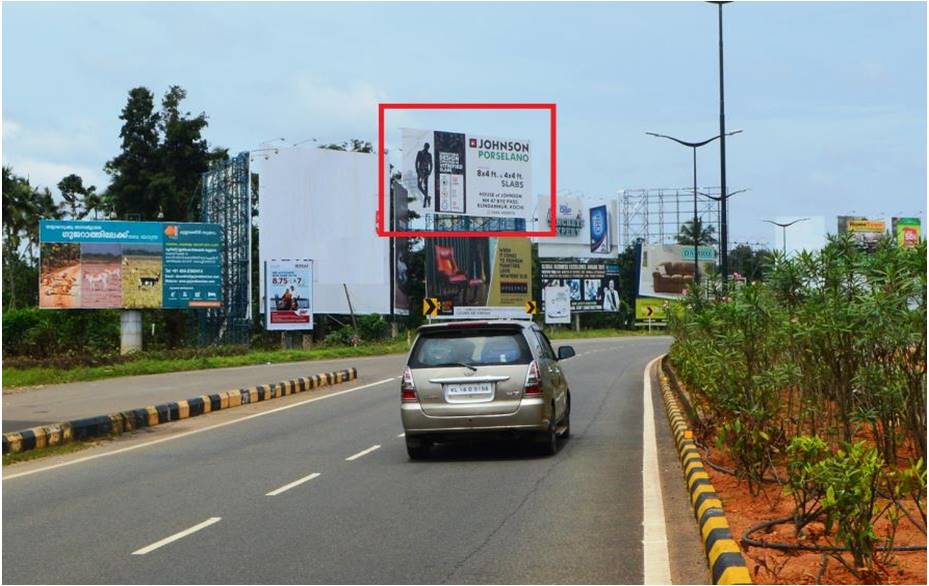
(692, 147), (699, 284)
(717, 1), (730, 287)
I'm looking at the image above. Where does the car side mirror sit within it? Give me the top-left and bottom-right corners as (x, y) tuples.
(557, 346), (576, 360)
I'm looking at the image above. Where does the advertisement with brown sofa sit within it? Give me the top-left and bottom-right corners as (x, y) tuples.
(637, 244), (716, 300)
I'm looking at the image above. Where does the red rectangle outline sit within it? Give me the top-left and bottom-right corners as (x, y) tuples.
(376, 103), (557, 238)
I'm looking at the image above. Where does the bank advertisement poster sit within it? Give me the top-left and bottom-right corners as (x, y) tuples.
(892, 217), (921, 248)
(401, 128), (531, 222)
(265, 260), (313, 330)
(543, 285), (571, 324)
(637, 244), (716, 300)
(39, 220), (222, 310)
(589, 204), (610, 254)
(540, 259), (620, 312)
(425, 237), (532, 318)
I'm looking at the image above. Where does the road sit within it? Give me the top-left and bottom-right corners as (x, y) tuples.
(2, 336), (708, 584)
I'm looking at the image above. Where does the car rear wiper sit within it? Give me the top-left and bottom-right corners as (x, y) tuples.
(436, 361), (478, 371)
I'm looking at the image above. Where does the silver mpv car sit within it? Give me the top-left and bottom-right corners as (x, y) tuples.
(400, 320), (575, 459)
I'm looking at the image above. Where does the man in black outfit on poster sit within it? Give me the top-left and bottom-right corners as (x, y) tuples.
(416, 142), (433, 208)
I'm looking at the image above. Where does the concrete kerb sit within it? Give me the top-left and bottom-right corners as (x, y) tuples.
(657, 356), (752, 586)
(2, 367), (358, 455)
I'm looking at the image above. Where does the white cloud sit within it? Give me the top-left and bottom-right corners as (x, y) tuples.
(1, 155), (108, 196)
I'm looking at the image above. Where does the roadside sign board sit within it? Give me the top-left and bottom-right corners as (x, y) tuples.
(264, 259), (313, 330)
(543, 286), (571, 324)
(635, 297), (674, 321)
(39, 220), (222, 309)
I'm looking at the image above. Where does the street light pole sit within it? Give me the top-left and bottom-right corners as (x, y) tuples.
(711, 1), (733, 287)
(646, 129), (742, 287)
(763, 218), (809, 255)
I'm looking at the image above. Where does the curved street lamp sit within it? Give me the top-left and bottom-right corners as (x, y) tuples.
(646, 129), (742, 283)
(763, 218), (810, 255)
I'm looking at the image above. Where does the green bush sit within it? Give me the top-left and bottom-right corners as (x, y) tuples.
(2, 307), (120, 357)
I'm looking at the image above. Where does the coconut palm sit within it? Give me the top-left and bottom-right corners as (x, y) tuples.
(676, 217), (718, 246)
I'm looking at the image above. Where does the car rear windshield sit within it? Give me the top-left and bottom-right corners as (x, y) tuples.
(409, 329), (532, 368)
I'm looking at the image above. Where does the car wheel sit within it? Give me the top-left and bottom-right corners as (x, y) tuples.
(557, 394), (571, 439)
(406, 437), (431, 460)
(537, 412), (558, 456)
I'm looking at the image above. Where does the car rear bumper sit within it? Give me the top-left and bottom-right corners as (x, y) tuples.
(401, 397), (549, 435)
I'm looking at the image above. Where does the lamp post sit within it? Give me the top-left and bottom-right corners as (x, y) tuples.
(699, 188), (748, 275)
(763, 218), (809, 255)
(646, 129), (742, 284)
(709, 0), (733, 287)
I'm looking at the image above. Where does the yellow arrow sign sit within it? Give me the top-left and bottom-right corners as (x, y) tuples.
(645, 306), (655, 317)
(422, 298), (440, 317)
(525, 300), (538, 314)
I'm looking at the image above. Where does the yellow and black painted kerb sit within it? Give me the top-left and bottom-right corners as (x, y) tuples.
(2, 367), (358, 455)
(658, 361), (752, 585)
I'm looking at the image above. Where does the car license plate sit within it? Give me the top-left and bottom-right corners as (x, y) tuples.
(444, 382), (494, 399)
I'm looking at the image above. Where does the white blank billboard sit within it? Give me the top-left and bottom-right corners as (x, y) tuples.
(259, 147), (389, 314)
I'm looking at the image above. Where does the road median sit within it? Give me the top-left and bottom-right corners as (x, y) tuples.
(658, 356), (752, 586)
(2, 367), (358, 455)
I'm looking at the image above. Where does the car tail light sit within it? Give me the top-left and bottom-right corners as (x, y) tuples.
(401, 367), (417, 401)
(524, 360), (542, 396)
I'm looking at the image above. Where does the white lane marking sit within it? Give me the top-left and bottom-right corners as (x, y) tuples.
(5, 378), (397, 480)
(642, 355), (672, 584)
(397, 432), (405, 438)
(345, 444), (381, 461)
(131, 517), (222, 555)
(265, 472), (321, 496)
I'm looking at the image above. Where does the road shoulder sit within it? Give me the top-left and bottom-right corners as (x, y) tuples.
(651, 359), (711, 584)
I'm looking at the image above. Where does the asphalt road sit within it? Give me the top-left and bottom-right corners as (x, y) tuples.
(3, 336), (707, 584)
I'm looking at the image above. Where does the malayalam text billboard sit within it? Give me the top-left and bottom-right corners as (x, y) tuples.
(39, 220), (221, 309)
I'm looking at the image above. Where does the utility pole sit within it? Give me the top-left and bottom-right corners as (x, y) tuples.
(711, 1), (733, 287)
(763, 218), (809, 256)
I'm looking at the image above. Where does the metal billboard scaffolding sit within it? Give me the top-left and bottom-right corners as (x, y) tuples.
(620, 187), (723, 247)
(199, 152), (251, 345)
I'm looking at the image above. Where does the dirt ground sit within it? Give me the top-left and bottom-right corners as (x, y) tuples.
(39, 263), (81, 308)
(702, 446), (926, 585)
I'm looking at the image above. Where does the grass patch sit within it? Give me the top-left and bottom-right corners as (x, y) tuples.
(3, 439), (95, 466)
(3, 338), (410, 389)
(545, 328), (660, 340)
(3, 328), (660, 389)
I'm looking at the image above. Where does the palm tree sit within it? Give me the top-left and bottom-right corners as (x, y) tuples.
(3, 167), (62, 308)
(676, 217), (718, 246)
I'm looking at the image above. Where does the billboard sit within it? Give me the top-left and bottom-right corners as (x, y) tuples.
(892, 217), (921, 248)
(425, 237), (533, 318)
(540, 258), (621, 312)
(637, 244), (716, 300)
(39, 220), (221, 309)
(391, 181), (412, 316)
(534, 195), (619, 258)
(589, 204), (610, 254)
(258, 147), (390, 314)
(401, 128), (532, 222)
(265, 260), (313, 330)
(844, 219), (887, 250)
(543, 285), (571, 325)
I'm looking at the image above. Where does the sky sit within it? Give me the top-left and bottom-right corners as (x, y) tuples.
(3, 1), (926, 248)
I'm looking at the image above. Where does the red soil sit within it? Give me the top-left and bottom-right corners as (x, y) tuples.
(702, 446), (926, 585)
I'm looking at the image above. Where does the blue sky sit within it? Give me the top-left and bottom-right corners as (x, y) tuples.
(3, 1), (926, 246)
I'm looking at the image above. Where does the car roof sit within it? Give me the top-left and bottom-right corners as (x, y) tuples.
(416, 320), (535, 334)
